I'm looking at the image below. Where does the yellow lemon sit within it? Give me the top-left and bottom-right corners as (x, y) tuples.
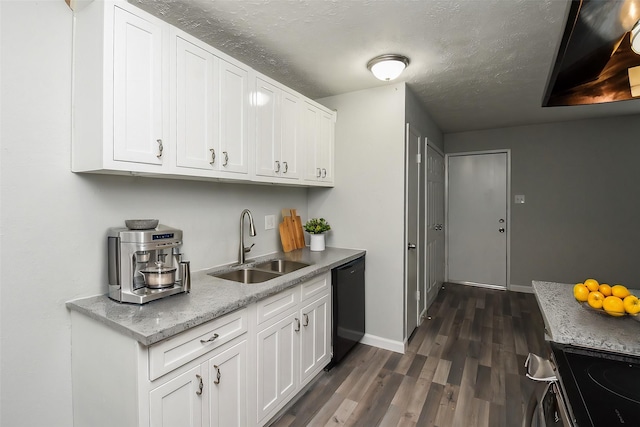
(573, 283), (589, 302)
(603, 296), (625, 317)
(611, 285), (630, 299)
(587, 291), (605, 309)
(623, 295), (640, 315)
(584, 278), (599, 292)
(598, 284), (612, 297)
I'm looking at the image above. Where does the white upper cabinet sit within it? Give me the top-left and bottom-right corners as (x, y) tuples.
(171, 30), (249, 178)
(303, 102), (335, 185)
(72, 1), (331, 186)
(73, 2), (170, 173)
(254, 76), (301, 181)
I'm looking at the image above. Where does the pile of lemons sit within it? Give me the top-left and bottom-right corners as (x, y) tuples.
(574, 279), (640, 316)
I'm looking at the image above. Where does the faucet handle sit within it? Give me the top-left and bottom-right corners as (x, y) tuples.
(244, 243), (255, 253)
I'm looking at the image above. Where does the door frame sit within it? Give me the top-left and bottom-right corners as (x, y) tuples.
(444, 149), (511, 290)
(404, 123), (421, 341)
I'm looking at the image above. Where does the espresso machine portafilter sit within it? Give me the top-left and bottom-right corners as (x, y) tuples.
(107, 225), (191, 304)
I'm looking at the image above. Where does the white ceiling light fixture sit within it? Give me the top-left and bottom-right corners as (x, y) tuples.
(367, 54), (410, 81)
(632, 21), (640, 54)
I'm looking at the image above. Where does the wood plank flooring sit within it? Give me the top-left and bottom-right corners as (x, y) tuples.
(269, 283), (549, 427)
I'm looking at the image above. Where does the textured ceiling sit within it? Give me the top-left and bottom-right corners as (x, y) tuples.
(131, 0), (640, 133)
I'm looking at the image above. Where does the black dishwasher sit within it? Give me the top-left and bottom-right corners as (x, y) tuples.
(328, 256), (365, 368)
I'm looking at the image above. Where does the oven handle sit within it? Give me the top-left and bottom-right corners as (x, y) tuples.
(552, 382), (573, 426)
(522, 381), (552, 427)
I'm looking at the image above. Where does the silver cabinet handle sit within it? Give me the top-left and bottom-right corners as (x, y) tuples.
(213, 365), (221, 385)
(200, 333), (219, 344)
(294, 317), (300, 332)
(156, 139), (163, 158)
(275, 160), (281, 173)
(408, 243), (417, 250)
(322, 168), (327, 178)
(209, 148), (216, 165)
(196, 374), (203, 396)
(222, 151), (228, 167)
(316, 168), (321, 178)
(302, 313), (309, 327)
(283, 161), (288, 173)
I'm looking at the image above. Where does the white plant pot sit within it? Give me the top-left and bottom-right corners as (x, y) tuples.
(309, 234), (325, 251)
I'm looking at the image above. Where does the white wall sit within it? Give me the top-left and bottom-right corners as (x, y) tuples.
(0, 3), (307, 425)
(310, 85), (407, 348)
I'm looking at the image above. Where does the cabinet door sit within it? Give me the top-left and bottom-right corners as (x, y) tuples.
(317, 109), (335, 183)
(300, 294), (331, 385)
(256, 312), (299, 423)
(302, 102), (321, 181)
(219, 60), (249, 174)
(150, 365), (203, 427)
(113, 6), (166, 166)
(207, 340), (248, 427)
(174, 36), (218, 171)
(279, 90), (301, 179)
(255, 78), (279, 178)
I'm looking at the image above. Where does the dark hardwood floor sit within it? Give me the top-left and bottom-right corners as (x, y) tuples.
(269, 283), (549, 427)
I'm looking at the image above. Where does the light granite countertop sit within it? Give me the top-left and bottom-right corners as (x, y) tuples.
(532, 281), (640, 357)
(67, 247), (365, 346)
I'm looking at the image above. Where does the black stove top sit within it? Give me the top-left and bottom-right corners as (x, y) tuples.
(551, 343), (640, 426)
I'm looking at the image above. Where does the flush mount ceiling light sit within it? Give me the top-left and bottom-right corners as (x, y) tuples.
(367, 54), (410, 81)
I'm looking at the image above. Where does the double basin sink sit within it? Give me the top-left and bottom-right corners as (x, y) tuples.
(210, 259), (310, 284)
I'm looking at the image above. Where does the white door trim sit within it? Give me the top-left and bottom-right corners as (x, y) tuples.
(444, 149), (511, 291)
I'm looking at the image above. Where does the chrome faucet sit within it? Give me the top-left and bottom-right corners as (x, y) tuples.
(238, 209), (257, 265)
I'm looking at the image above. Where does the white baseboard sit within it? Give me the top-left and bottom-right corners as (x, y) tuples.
(509, 284), (533, 293)
(360, 333), (405, 354)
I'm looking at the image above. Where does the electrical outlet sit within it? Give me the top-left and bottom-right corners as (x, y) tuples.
(265, 215), (276, 230)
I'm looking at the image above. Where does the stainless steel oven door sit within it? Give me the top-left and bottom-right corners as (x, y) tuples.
(523, 381), (572, 427)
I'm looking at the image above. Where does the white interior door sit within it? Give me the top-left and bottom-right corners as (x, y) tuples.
(426, 145), (445, 307)
(405, 124), (420, 339)
(447, 152), (508, 288)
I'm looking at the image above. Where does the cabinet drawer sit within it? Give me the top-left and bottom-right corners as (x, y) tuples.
(149, 308), (247, 380)
(300, 273), (329, 302)
(256, 287), (299, 326)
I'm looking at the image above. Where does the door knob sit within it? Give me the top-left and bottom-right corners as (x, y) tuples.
(408, 243), (417, 250)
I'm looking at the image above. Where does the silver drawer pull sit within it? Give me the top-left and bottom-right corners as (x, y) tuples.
(275, 160), (281, 173)
(223, 151), (229, 167)
(200, 333), (219, 344)
(156, 139), (163, 158)
(209, 148), (216, 165)
(213, 365), (221, 385)
(196, 374), (203, 396)
(302, 313), (309, 327)
(322, 168), (327, 178)
(283, 161), (288, 173)
(316, 168), (321, 178)
(294, 318), (300, 332)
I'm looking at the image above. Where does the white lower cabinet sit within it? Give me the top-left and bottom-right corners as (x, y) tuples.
(149, 339), (248, 427)
(300, 294), (330, 386)
(256, 311), (299, 422)
(255, 273), (332, 426)
(150, 365), (204, 427)
(70, 274), (331, 427)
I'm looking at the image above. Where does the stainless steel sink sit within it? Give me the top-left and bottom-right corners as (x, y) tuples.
(212, 268), (281, 284)
(254, 259), (309, 274)
(210, 259), (310, 284)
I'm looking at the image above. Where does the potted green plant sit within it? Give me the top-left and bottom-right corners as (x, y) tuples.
(304, 218), (331, 251)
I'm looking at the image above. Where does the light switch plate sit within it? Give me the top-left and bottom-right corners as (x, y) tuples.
(515, 194), (525, 204)
(265, 215), (275, 230)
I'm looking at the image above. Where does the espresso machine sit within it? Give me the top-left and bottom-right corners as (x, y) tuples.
(107, 224), (191, 304)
